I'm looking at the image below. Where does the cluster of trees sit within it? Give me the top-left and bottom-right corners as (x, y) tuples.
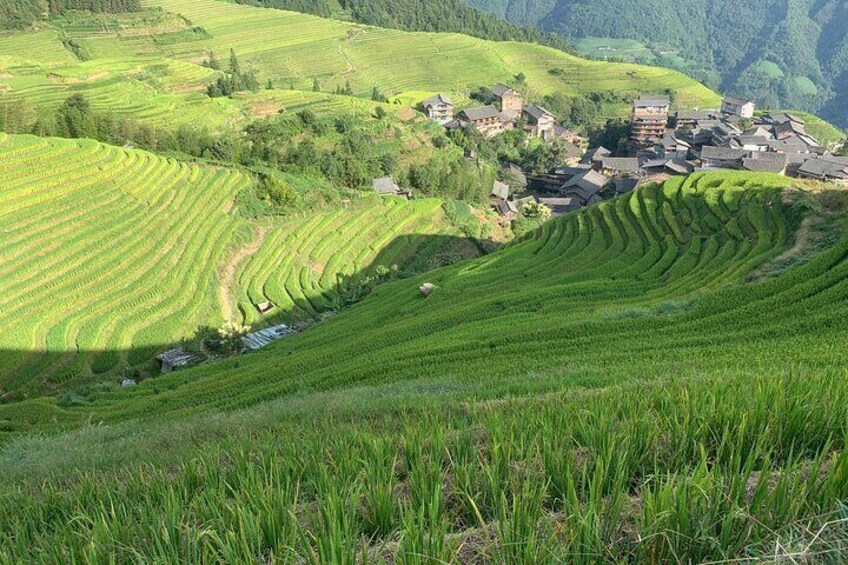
(1, 0), (140, 29)
(204, 50), (260, 97)
(3, 91), (496, 211)
(235, 0), (574, 54)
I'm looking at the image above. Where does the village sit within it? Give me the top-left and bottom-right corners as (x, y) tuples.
(406, 86), (848, 219)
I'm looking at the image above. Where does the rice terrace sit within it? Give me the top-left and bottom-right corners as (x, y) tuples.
(1, 0), (848, 562)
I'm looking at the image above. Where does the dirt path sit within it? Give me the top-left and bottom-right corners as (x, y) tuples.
(219, 227), (269, 323)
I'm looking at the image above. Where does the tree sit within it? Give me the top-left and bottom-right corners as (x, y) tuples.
(217, 322), (249, 354)
(205, 51), (220, 70)
(228, 48), (241, 75)
(312, 78), (321, 92)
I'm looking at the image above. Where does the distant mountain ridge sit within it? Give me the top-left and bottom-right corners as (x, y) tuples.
(465, 0), (848, 127)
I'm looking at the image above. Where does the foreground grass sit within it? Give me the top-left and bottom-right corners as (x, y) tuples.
(1, 371), (847, 563)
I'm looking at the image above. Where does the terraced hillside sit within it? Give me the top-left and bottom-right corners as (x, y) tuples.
(2, 172), (848, 562)
(0, 133), (477, 396)
(0, 133), (252, 392)
(236, 199), (479, 327)
(0, 0), (721, 131)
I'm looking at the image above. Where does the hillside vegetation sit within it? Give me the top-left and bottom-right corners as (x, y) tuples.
(2, 173), (848, 561)
(0, 133), (480, 397)
(467, 0), (848, 128)
(0, 0), (720, 134)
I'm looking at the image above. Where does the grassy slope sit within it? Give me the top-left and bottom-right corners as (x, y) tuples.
(0, 133), (474, 396)
(2, 173), (848, 561)
(0, 0), (721, 130)
(6, 171), (848, 430)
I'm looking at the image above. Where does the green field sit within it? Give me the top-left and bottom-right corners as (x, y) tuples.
(0, 133), (477, 396)
(2, 171), (848, 561)
(0, 0), (722, 131)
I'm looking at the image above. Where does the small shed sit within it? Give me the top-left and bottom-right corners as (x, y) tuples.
(156, 347), (198, 373)
(242, 323), (295, 351)
(491, 180), (510, 200)
(256, 301), (275, 314)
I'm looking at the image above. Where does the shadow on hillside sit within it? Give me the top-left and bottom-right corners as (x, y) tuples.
(0, 232), (496, 404)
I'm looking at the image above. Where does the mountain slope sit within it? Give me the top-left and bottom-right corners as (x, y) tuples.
(0, 133), (477, 397)
(2, 173), (848, 562)
(467, 0), (848, 127)
(0, 0), (720, 133)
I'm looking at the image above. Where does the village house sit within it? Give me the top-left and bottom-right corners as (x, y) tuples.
(700, 146), (750, 168)
(421, 94), (454, 124)
(630, 95), (671, 152)
(721, 96), (756, 119)
(492, 83), (523, 118)
(581, 146), (612, 170)
(156, 347), (197, 374)
(795, 156), (848, 184)
(538, 196), (582, 216)
(672, 109), (719, 129)
(456, 106), (512, 137)
(523, 105), (556, 139)
(560, 169), (608, 205)
(742, 152), (788, 175)
(372, 177), (412, 199)
(600, 157), (641, 177)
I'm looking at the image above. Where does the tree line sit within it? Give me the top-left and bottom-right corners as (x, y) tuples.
(1, 0), (141, 29)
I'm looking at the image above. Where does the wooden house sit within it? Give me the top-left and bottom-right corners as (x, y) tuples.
(492, 83), (523, 118)
(156, 347), (198, 373)
(372, 177), (412, 199)
(457, 106), (509, 137)
(421, 94), (454, 124)
(630, 95), (670, 152)
(523, 105), (556, 139)
(721, 96), (756, 119)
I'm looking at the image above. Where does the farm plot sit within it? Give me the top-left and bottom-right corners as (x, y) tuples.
(0, 133), (253, 391)
(235, 198), (476, 326)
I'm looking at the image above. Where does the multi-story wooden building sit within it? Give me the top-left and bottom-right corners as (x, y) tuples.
(721, 96), (756, 119)
(630, 95), (670, 152)
(492, 83), (523, 118)
(421, 94), (454, 125)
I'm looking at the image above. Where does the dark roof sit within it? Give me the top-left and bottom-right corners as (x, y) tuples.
(601, 157), (640, 173)
(491, 180), (510, 200)
(539, 197), (582, 216)
(768, 112), (805, 125)
(723, 95), (754, 107)
(796, 158), (848, 180)
(700, 146), (749, 161)
(742, 152), (787, 173)
(675, 110), (717, 121)
(492, 83), (518, 97)
(422, 93), (453, 108)
(523, 105), (555, 120)
(459, 106), (500, 122)
(614, 177), (640, 194)
(642, 157), (694, 174)
(562, 169), (609, 198)
(495, 199), (518, 216)
(373, 177), (400, 194)
(634, 95), (671, 107)
(504, 164), (528, 187)
(581, 146), (611, 164)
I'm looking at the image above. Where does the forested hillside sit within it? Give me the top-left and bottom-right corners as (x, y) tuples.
(235, 0), (573, 53)
(466, 0), (848, 128)
(0, 0), (141, 28)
